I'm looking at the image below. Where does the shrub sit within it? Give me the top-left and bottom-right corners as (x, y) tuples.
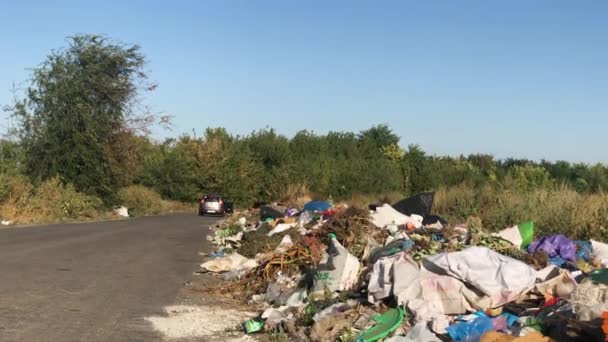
(118, 185), (162, 217)
(29, 177), (103, 219)
(0, 175), (102, 223)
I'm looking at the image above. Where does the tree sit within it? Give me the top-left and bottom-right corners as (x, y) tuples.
(0, 139), (23, 175)
(8, 34), (158, 203)
(358, 124), (400, 151)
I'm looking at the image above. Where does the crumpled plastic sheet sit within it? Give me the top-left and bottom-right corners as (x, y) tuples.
(369, 252), (489, 321)
(528, 234), (576, 261)
(424, 247), (538, 307)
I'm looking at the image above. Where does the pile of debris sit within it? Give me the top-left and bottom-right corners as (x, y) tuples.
(196, 193), (608, 341)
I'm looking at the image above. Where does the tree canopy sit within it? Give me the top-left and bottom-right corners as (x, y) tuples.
(8, 34), (153, 202)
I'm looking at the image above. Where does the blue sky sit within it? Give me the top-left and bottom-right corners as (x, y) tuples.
(1, 1), (606, 162)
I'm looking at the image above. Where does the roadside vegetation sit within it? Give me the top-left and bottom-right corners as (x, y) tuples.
(2, 34), (608, 236)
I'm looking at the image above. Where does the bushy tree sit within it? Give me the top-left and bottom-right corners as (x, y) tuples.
(8, 34), (158, 203)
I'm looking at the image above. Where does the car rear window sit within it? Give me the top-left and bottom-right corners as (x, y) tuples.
(204, 196), (220, 202)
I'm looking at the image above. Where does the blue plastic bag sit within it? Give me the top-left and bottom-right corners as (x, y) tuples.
(575, 240), (592, 262)
(447, 315), (493, 342)
(303, 201), (331, 212)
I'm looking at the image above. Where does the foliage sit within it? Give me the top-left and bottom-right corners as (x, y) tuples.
(5, 33), (608, 231)
(0, 140), (24, 175)
(7, 34), (156, 203)
(117, 185), (162, 217)
(0, 174), (102, 223)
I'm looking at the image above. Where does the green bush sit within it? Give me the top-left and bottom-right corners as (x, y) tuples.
(118, 185), (162, 217)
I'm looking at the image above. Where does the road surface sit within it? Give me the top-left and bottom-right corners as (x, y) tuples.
(0, 213), (216, 342)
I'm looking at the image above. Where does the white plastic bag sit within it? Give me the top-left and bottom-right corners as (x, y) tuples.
(591, 240), (608, 267)
(371, 204), (422, 229)
(312, 234), (360, 297)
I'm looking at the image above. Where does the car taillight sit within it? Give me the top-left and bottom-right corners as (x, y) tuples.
(219, 200), (224, 206)
(200, 199), (205, 204)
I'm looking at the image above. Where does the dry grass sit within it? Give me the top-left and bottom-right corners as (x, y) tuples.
(0, 175), (102, 225)
(434, 184), (608, 240)
(0, 175), (196, 225)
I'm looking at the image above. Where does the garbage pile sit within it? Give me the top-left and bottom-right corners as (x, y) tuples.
(197, 193), (608, 341)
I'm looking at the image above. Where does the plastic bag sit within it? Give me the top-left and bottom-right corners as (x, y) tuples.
(492, 221), (534, 249)
(528, 234), (576, 261)
(392, 192), (435, 217)
(447, 315), (493, 342)
(591, 240), (608, 267)
(311, 234), (360, 297)
(200, 253), (257, 273)
(303, 201), (331, 212)
(371, 204), (422, 229)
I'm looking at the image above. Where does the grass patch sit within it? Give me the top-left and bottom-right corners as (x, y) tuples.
(434, 184), (608, 240)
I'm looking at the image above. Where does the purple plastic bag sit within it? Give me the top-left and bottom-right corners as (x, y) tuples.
(528, 234), (576, 261)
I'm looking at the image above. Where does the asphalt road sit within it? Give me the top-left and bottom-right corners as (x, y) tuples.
(0, 213), (217, 342)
